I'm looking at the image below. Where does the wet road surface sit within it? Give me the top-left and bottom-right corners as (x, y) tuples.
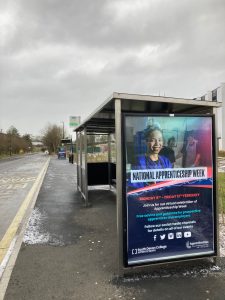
(0, 154), (49, 243)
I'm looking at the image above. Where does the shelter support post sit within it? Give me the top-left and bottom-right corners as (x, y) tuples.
(79, 131), (82, 193)
(77, 131), (82, 193)
(108, 133), (113, 189)
(213, 107), (220, 263)
(83, 127), (89, 206)
(77, 128), (89, 206)
(115, 99), (124, 276)
(76, 131), (79, 191)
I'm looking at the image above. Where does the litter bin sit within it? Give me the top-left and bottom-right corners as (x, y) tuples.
(58, 150), (66, 159)
(69, 153), (74, 164)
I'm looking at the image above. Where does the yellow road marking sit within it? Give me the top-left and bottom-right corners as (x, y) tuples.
(0, 158), (50, 264)
(0, 177), (36, 183)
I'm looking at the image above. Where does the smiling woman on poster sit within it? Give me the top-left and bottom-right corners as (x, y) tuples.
(128, 125), (173, 190)
(136, 125), (173, 169)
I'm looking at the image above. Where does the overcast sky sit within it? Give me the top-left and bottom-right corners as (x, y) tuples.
(0, 0), (225, 137)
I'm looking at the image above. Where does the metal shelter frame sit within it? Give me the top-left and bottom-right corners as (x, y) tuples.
(75, 92), (221, 275)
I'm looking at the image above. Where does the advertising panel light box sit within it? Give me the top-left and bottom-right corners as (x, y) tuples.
(123, 114), (216, 266)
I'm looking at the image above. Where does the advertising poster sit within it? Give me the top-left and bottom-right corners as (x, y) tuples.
(124, 115), (216, 266)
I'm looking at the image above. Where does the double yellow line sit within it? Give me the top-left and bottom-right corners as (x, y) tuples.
(0, 157), (50, 266)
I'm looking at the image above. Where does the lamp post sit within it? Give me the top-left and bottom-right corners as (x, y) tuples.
(61, 121), (65, 139)
(8, 133), (12, 156)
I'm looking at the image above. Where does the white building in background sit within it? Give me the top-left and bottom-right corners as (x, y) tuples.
(195, 82), (225, 150)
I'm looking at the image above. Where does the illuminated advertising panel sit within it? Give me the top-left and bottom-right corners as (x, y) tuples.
(123, 115), (216, 266)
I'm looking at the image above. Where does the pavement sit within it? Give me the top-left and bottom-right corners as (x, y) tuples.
(3, 156), (225, 300)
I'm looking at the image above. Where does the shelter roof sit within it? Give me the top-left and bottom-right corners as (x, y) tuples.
(75, 92), (221, 134)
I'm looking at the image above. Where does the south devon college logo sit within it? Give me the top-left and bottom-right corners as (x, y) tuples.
(186, 240), (209, 249)
(186, 241), (192, 249)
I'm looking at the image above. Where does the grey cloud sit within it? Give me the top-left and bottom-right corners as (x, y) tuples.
(0, 0), (225, 135)
(2, 0), (223, 52)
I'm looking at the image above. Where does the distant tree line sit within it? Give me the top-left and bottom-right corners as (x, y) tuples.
(0, 123), (68, 157)
(0, 126), (33, 156)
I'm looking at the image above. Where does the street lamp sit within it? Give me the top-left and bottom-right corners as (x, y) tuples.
(61, 121), (65, 139)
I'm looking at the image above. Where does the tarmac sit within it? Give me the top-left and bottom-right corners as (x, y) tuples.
(3, 156), (225, 300)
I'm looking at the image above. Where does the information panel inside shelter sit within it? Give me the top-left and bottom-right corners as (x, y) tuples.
(123, 115), (216, 266)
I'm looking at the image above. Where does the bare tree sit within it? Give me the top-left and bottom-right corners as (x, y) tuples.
(6, 126), (20, 155)
(41, 124), (62, 154)
(7, 126), (20, 137)
(22, 134), (33, 152)
(0, 133), (8, 155)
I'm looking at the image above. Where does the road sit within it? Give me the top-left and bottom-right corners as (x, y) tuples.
(0, 154), (49, 241)
(0, 153), (49, 299)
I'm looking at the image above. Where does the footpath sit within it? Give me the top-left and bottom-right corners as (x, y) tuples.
(4, 156), (225, 300)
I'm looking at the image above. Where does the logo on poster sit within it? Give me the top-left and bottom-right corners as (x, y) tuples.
(184, 231), (192, 238)
(186, 241), (192, 249)
(160, 234), (166, 240)
(176, 232), (182, 239)
(168, 233), (174, 240)
(186, 240), (209, 249)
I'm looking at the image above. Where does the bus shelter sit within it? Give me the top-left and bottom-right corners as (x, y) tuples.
(75, 92), (221, 275)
